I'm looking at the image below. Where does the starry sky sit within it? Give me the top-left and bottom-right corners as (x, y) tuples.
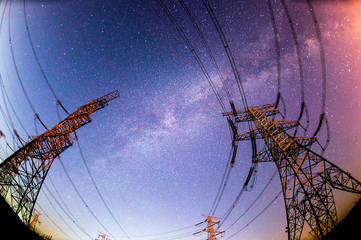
(0, 0), (361, 240)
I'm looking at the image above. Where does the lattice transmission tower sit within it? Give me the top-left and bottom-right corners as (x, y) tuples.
(224, 102), (361, 240)
(29, 208), (41, 230)
(0, 91), (119, 226)
(202, 214), (223, 240)
(96, 231), (110, 240)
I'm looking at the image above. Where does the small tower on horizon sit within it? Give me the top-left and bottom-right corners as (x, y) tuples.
(202, 214), (223, 240)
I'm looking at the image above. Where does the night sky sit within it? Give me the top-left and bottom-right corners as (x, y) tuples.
(0, 0), (361, 240)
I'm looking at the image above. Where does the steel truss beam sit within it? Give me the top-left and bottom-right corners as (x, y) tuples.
(0, 91), (119, 225)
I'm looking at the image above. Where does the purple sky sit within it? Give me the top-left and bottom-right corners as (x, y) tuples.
(0, 0), (361, 240)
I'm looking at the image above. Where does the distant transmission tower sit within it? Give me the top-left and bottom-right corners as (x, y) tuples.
(202, 214), (223, 240)
(96, 231), (110, 240)
(29, 208), (41, 230)
(224, 103), (361, 239)
(0, 91), (119, 226)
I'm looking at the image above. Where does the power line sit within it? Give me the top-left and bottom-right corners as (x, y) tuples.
(305, 0), (327, 115)
(266, 0), (281, 97)
(208, 145), (233, 216)
(305, 0), (330, 154)
(146, 229), (202, 240)
(43, 181), (93, 239)
(156, 0), (227, 113)
(58, 157), (118, 239)
(115, 222), (204, 238)
(223, 170), (278, 231)
(174, 1), (238, 217)
(219, 186), (246, 228)
(200, 0), (249, 110)
(0, 73), (31, 137)
(224, 190), (282, 239)
(75, 138), (132, 240)
(36, 203), (73, 240)
(41, 187), (83, 240)
(177, 0), (232, 101)
(22, 0), (69, 115)
(6, 0), (48, 132)
(277, 0), (310, 137)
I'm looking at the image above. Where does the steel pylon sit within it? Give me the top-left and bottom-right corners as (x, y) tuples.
(0, 91), (119, 225)
(202, 214), (223, 240)
(224, 103), (361, 240)
(29, 208), (41, 230)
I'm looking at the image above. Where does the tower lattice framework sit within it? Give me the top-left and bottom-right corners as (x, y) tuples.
(0, 91), (119, 225)
(202, 214), (223, 240)
(29, 208), (41, 230)
(224, 103), (361, 240)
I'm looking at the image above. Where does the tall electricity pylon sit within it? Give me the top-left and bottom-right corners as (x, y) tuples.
(224, 103), (361, 240)
(0, 91), (119, 226)
(202, 214), (223, 240)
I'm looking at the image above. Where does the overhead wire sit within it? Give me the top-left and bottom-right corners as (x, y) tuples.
(0, 103), (17, 149)
(224, 190), (283, 239)
(7, 0), (48, 133)
(114, 221), (204, 238)
(36, 203), (73, 240)
(218, 185), (246, 228)
(175, 0), (240, 218)
(2, 5), (85, 239)
(267, 0), (287, 120)
(0, 77), (14, 131)
(22, 0), (69, 115)
(177, 0), (232, 102)
(155, 2), (243, 222)
(41, 187), (83, 240)
(145, 229), (203, 240)
(200, 0), (249, 110)
(200, 0), (260, 226)
(75, 139), (132, 240)
(47, 176), (78, 223)
(0, 78), (21, 150)
(223, 170), (278, 231)
(305, 0), (327, 115)
(0, 73), (31, 138)
(57, 157), (118, 239)
(43, 180), (93, 239)
(0, 0), (21, 150)
(155, 0), (227, 113)
(267, 0), (281, 99)
(278, 0), (310, 136)
(305, 0), (330, 154)
(208, 145), (233, 216)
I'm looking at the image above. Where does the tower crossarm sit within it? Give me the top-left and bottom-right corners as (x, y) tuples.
(0, 90), (119, 225)
(236, 109), (279, 122)
(223, 103), (276, 117)
(236, 120), (299, 141)
(0, 91), (120, 169)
